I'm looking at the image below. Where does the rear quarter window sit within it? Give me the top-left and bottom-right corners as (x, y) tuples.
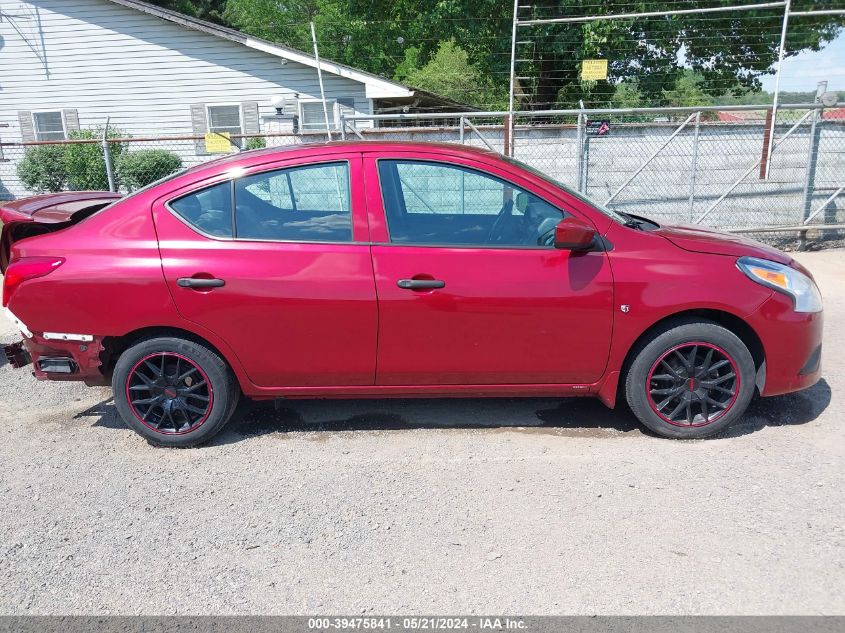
(169, 182), (233, 238)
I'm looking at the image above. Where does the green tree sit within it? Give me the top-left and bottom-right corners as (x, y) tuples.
(661, 71), (714, 108)
(394, 41), (507, 108)
(17, 145), (68, 193)
(62, 129), (126, 191)
(146, 1), (228, 25)
(116, 150), (183, 190)
(610, 80), (645, 109)
(224, 0), (400, 79)
(218, 1), (843, 109)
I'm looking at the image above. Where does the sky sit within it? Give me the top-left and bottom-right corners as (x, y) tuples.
(759, 31), (845, 93)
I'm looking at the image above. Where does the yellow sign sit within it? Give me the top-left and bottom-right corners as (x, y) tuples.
(205, 132), (233, 153)
(581, 59), (608, 81)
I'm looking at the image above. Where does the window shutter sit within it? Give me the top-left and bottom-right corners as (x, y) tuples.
(17, 111), (35, 142)
(190, 103), (209, 155)
(242, 101), (260, 134)
(62, 109), (80, 134)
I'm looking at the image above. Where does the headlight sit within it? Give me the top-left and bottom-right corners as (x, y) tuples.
(737, 256), (822, 313)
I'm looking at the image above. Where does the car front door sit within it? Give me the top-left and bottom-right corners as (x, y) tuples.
(153, 154), (377, 388)
(365, 153), (614, 386)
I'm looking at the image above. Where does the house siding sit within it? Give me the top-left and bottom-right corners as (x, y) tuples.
(0, 0), (373, 140)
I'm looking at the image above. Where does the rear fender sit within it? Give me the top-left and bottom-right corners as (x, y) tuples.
(0, 192), (121, 272)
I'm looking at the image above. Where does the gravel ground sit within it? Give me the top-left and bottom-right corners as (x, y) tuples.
(0, 250), (843, 616)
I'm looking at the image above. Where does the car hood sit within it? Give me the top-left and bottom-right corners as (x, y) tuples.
(654, 223), (793, 265)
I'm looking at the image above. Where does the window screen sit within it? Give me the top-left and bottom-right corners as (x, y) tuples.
(300, 101), (336, 131)
(207, 105), (243, 147)
(33, 112), (65, 141)
(234, 162), (352, 242)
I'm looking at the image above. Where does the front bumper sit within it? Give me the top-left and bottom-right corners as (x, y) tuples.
(748, 292), (823, 397)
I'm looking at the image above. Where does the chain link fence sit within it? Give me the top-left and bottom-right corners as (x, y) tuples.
(2, 105), (842, 234)
(342, 105), (845, 233)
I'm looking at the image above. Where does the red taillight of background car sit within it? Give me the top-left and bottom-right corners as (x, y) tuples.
(2, 257), (65, 307)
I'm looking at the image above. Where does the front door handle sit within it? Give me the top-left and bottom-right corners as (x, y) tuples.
(397, 279), (445, 290)
(177, 277), (225, 289)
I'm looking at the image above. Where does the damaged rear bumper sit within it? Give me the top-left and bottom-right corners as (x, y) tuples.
(4, 309), (107, 384)
(24, 334), (108, 385)
(4, 332), (108, 386)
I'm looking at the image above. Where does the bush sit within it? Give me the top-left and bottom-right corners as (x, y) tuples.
(116, 149), (183, 190)
(16, 145), (68, 192)
(62, 129), (125, 191)
(245, 136), (267, 150)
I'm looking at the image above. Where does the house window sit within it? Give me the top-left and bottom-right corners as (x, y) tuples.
(207, 104), (243, 147)
(32, 111), (66, 141)
(300, 99), (337, 131)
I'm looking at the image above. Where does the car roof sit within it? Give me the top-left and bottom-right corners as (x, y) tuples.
(185, 140), (503, 176)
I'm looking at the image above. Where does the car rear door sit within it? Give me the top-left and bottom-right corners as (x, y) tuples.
(153, 153), (377, 388)
(364, 151), (614, 386)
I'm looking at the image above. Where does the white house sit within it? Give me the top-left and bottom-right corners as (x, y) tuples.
(0, 0), (460, 197)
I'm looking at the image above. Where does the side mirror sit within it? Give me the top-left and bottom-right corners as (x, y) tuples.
(554, 217), (597, 251)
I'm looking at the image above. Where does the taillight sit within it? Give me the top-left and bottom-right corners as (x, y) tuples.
(2, 257), (65, 307)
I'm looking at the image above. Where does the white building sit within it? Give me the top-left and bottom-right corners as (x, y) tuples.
(0, 0), (459, 197)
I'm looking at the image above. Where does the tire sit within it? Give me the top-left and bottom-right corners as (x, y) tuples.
(112, 336), (240, 447)
(625, 319), (756, 439)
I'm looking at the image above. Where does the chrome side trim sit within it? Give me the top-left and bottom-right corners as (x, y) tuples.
(42, 332), (94, 343)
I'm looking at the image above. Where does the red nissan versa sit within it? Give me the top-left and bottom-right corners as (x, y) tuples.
(1, 142), (823, 446)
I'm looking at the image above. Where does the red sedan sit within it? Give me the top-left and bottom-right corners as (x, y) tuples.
(1, 142), (823, 446)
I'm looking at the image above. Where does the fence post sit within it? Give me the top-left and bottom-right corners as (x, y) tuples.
(688, 111), (701, 222)
(799, 83), (827, 249)
(459, 116), (465, 144)
(101, 117), (116, 193)
(503, 114), (511, 156)
(581, 134), (591, 194)
(764, 0), (791, 180)
(576, 112), (585, 193)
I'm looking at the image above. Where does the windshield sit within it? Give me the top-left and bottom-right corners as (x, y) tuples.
(501, 155), (629, 224)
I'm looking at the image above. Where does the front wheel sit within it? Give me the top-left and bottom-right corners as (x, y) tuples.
(113, 336), (239, 447)
(625, 320), (756, 439)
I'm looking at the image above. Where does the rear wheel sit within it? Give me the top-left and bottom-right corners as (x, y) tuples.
(625, 320), (756, 439)
(113, 336), (239, 447)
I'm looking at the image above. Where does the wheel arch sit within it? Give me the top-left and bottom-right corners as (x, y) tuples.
(611, 308), (765, 405)
(101, 325), (249, 389)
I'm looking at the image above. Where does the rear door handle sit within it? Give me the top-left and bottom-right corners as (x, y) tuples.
(177, 277), (225, 289)
(397, 279), (445, 290)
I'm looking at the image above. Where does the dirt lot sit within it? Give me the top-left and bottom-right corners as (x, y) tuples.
(0, 250), (843, 615)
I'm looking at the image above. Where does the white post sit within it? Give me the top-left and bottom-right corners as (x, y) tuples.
(311, 20), (332, 141)
(764, 0), (791, 179)
(101, 116), (116, 193)
(507, 0), (519, 157)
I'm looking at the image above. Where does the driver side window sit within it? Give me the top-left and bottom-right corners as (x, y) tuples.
(377, 160), (564, 247)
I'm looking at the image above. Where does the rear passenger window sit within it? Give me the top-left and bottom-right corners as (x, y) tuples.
(169, 182), (233, 238)
(234, 162), (352, 242)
